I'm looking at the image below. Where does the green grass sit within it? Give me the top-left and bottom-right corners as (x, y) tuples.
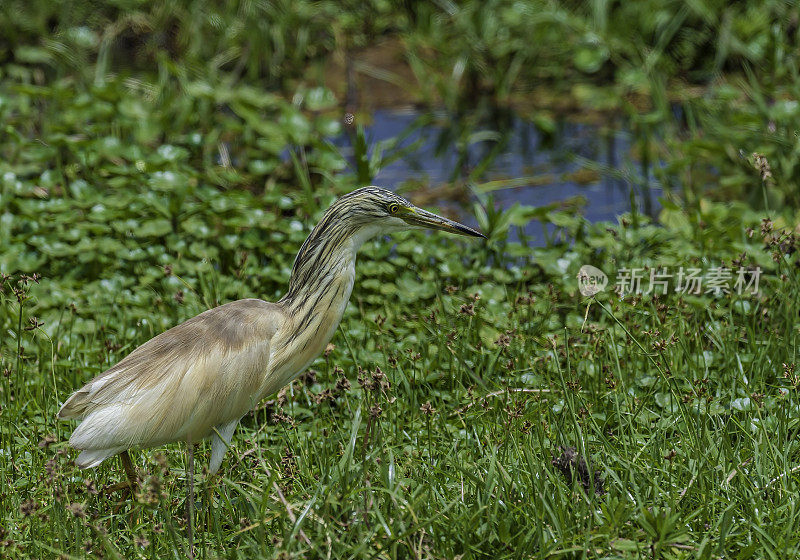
(3, 1), (800, 557)
(2, 189), (800, 558)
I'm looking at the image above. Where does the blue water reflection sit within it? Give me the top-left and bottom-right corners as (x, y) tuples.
(334, 109), (661, 243)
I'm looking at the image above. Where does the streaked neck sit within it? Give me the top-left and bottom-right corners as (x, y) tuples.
(263, 242), (358, 398)
(279, 241), (355, 316)
(278, 220), (382, 314)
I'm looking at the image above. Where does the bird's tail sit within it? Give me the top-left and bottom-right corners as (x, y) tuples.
(75, 447), (126, 469)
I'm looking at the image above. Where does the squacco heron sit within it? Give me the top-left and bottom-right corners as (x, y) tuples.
(58, 186), (484, 491)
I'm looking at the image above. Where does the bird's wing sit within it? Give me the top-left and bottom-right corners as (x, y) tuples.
(58, 298), (286, 451)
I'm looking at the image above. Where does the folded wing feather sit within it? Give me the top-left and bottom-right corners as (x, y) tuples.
(58, 299), (284, 468)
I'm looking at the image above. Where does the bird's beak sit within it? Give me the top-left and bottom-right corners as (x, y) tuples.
(403, 207), (486, 238)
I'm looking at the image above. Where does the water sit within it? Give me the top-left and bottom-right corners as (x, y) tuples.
(334, 108), (661, 243)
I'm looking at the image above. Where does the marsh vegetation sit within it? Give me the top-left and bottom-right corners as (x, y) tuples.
(1, 1), (799, 558)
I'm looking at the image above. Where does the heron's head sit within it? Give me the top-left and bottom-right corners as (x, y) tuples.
(328, 186), (485, 240)
(283, 187), (484, 302)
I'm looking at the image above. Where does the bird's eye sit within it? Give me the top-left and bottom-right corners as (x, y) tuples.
(388, 203), (400, 215)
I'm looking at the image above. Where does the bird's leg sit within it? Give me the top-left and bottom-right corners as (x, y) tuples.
(187, 437), (195, 559)
(121, 450), (139, 490)
(105, 450), (138, 496)
(202, 420), (236, 519)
